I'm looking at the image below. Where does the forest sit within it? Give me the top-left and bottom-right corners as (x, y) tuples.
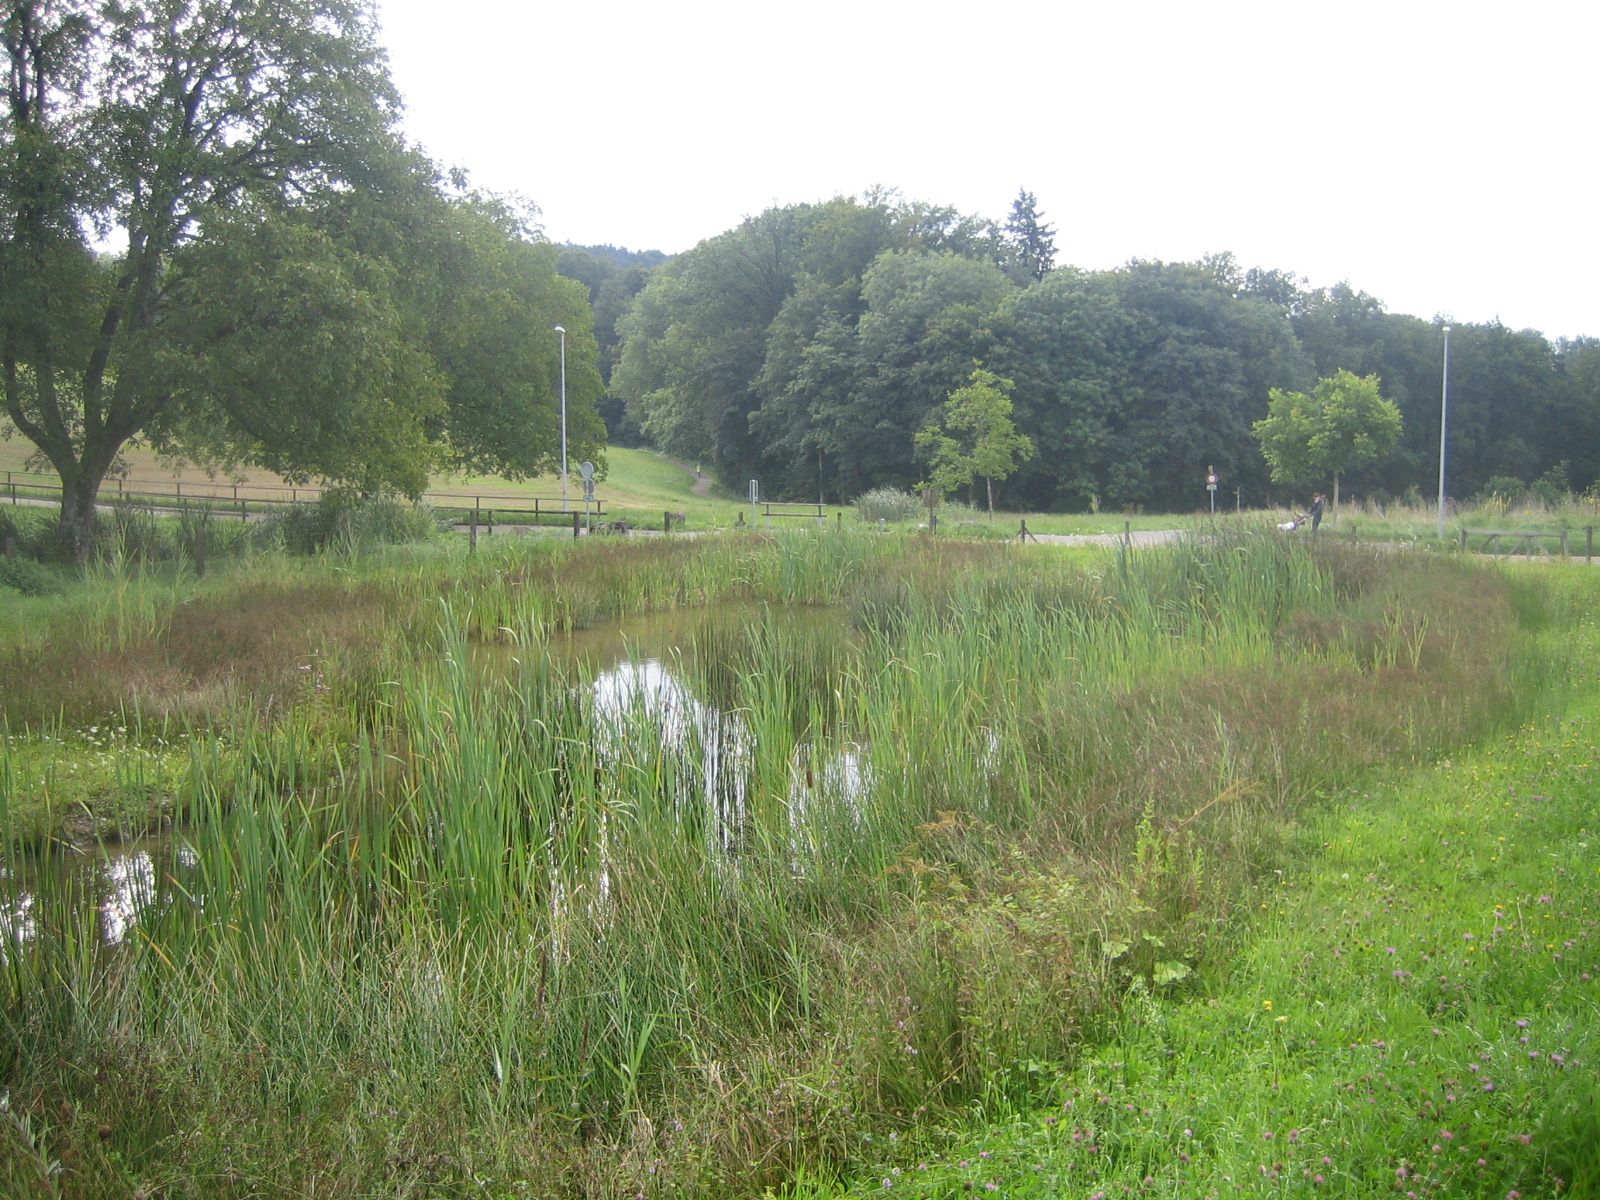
(602, 192), (1600, 512)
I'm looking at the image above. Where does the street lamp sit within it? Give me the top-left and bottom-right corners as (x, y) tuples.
(552, 324), (568, 510)
(1437, 324), (1451, 539)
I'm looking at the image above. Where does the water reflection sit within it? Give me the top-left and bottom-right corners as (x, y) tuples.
(591, 658), (753, 855)
(7, 608), (1003, 951)
(0, 840), (196, 958)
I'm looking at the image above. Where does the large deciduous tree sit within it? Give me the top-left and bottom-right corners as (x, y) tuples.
(1253, 369), (1402, 512)
(2, 0), (597, 561)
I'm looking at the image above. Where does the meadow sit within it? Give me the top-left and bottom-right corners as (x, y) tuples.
(0, 520), (1594, 1197)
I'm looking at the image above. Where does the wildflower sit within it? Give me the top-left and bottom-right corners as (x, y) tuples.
(1262, 999), (1273, 1010)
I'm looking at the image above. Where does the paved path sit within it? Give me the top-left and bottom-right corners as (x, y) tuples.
(1028, 528), (1184, 548)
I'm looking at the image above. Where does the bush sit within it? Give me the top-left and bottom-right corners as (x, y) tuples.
(1475, 475), (1525, 505)
(1531, 463), (1571, 509)
(854, 486), (921, 524)
(0, 505), (60, 561)
(0, 553), (67, 595)
(256, 491), (441, 555)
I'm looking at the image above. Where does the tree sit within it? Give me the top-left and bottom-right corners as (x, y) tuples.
(1253, 369), (1402, 512)
(2, 0), (594, 561)
(914, 367), (1034, 516)
(1003, 188), (1057, 284)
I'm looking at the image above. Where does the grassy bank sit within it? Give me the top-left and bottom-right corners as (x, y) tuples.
(0, 533), (1583, 1197)
(787, 571), (1599, 1199)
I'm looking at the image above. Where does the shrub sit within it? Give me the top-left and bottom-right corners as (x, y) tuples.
(1531, 463), (1571, 508)
(0, 505), (62, 561)
(853, 486), (921, 524)
(0, 553), (67, 595)
(256, 491), (441, 555)
(1475, 475), (1525, 505)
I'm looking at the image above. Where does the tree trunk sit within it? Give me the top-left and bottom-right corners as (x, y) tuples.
(1333, 474), (1341, 524)
(56, 466), (106, 564)
(986, 475), (995, 519)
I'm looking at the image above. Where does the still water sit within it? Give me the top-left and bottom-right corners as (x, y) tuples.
(2, 605), (870, 953)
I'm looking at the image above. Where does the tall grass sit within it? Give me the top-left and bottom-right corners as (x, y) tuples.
(0, 528), (1559, 1197)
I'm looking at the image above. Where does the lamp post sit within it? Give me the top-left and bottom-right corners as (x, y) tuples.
(553, 324), (568, 510)
(1437, 324), (1451, 539)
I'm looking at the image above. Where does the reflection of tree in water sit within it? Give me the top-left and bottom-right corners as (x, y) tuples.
(591, 660), (753, 857)
(1, 842), (199, 959)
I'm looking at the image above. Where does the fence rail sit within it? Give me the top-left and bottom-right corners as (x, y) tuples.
(761, 502), (827, 521)
(1457, 526), (1595, 561)
(3, 470), (601, 527)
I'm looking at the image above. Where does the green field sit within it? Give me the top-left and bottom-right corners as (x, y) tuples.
(3, 439), (1201, 535)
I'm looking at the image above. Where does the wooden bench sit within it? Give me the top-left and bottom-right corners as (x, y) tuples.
(761, 503), (826, 522)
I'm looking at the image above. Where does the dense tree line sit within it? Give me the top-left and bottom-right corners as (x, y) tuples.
(555, 244), (665, 445)
(612, 193), (1599, 511)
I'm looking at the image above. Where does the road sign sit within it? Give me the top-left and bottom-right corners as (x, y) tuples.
(579, 461), (594, 481)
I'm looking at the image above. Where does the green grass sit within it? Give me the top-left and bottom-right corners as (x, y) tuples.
(0, 532), (1590, 1197)
(775, 567), (1600, 1200)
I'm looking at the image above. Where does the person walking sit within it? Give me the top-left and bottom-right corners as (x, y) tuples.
(1308, 492), (1326, 533)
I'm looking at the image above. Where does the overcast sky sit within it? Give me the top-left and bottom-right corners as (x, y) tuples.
(375, 0), (1594, 341)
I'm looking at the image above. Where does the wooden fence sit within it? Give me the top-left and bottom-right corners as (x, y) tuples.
(1457, 526), (1595, 560)
(3, 470), (602, 529)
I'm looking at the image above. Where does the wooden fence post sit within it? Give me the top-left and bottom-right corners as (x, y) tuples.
(664, 510), (671, 534)
(573, 510), (580, 540)
(1459, 529), (1467, 551)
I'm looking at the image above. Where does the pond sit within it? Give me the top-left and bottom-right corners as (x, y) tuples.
(2, 604), (876, 954)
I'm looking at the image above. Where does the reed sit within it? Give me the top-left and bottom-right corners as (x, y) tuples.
(0, 528), (1560, 1197)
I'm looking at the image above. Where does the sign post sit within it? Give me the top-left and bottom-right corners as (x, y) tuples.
(1206, 466), (1219, 516)
(579, 461), (595, 535)
(749, 479), (760, 529)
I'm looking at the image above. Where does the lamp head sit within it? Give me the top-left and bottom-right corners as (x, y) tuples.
(552, 324), (565, 335)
